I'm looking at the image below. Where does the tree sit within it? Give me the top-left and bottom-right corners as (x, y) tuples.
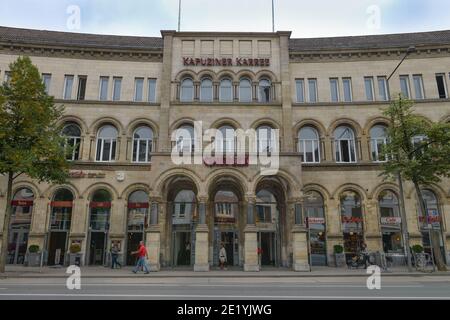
(0, 56), (70, 273)
(382, 95), (450, 271)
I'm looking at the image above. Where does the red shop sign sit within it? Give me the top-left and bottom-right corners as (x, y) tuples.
(90, 202), (111, 209)
(51, 201), (73, 208)
(341, 216), (363, 224)
(11, 200), (34, 207)
(128, 203), (149, 209)
(419, 216), (441, 223)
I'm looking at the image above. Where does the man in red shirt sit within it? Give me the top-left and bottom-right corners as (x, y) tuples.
(131, 241), (149, 274)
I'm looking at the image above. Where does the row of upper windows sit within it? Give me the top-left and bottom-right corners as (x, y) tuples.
(179, 77), (273, 103)
(62, 121), (428, 165)
(295, 73), (450, 103)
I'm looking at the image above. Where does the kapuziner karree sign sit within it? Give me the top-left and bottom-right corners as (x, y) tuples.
(183, 57), (270, 67)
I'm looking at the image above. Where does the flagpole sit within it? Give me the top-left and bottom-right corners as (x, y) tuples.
(272, 0), (275, 32)
(178, 0), (182, 32)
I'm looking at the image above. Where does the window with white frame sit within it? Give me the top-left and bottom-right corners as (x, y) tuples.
(258, 78), (271, 103)
(296, 79), (305, 103)
(308, 78), (318, 103)
(134, 78), (144, 102)
(334, 126), (357, 163)
(99, 76), (109, 101)
(298, 126), (321, 163)
(400, 75), (411, 98)
(330, 78), (339, 102)
(96, 125), (118, 162)
(148, 78), (157, 103)
(216, 126), (236, 153)
(378, 76), (389, 101)
(412, 134), (428, 158)
(63, 75), (74, 100)
(175, 124), (195, 153)
(370, 125), (388, 162)
(256, 125), (277, 153)
(413, 75), (425, 100)
(42, 74), (51, 94)
(239, 78), (252, 102)
(342, 78), (353, 102)
(112, 77), (122, 101)
(219, 78), (233, 102)
(132, 126), (153, 163)
(200, 78), (213, 102)
(364, 77), (375, 101)
(436, 73), (448, 99)
(77, 76), (87, 101)
(62, 123), (81, 161)
(180, 78), (194, 102)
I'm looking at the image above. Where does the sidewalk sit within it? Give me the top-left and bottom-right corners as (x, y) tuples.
(2, 265), (449, 278)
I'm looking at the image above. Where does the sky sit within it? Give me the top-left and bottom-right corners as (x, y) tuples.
(1, 0), (450, 38)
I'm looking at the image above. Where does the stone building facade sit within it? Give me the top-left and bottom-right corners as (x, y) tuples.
(0, 26), (449, 270)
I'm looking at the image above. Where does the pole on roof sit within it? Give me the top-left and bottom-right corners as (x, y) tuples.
(178, 0), (182, 32)
(272, 0), (275, 32)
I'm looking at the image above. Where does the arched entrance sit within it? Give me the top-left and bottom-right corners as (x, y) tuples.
(126, 190), (149, 265)
(48, 188), (73, 266)
(88, 189), (112, 266)
(340, 190), (364, 262)
(304, 191), (327, 266)
(8, 188), (35, 265)
(163, 176), (198, 268)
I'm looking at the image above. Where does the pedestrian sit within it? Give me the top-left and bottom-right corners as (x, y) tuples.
(110, 244), (122, 269)
(360, 242), (370, 268)
(257, 247), (263, 266)
(219, 243), (227, 270)
(131, 241), (149, 274)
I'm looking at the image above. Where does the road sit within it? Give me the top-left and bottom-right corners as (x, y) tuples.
(0, 276), (449, 300)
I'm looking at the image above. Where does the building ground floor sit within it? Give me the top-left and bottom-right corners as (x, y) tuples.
(1, 160), (449, 271)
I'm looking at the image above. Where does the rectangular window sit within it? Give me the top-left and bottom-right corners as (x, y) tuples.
(436, 74), (448, 99)
(112, 77), (122, 101)
(330, 78), (339, 102)
(378, 76), (389, 101)
(400, 76), (410, 98)
(63, 75), (74, 100)
(342, 78), (353, 102)
(295, 79), (305, 103)
(308, 79), (318, 103)
(77, 76), (87, 101)
(364, 77), (375, 101)
(148, 78), (157, 103)
(4, 71), (11, 84)
(134, 78), (144, 102)
(413, 75), (425, 100)
(99, 76), (109, 101)
(42, 74), (51, 94)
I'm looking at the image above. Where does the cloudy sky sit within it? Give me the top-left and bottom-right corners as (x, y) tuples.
(1, 0), (450, 38)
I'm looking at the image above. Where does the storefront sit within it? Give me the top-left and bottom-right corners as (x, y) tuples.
(419, 190), (446, 264)
(378, 190), (404, 257)
(88, 190), (112, 266)
(126, 190), (149, 265)
(48, 188), (73, 266)
(304, 191), (327, 266)
(8, 188), (34, 265)
(340, 191), (364, 262)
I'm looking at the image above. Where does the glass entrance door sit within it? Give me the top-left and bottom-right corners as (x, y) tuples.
(258, 232), (278, 267)
(172, 231), (192, 267)
(48, 232), (68, 266)
(7, 229), (29, 265)
(89, 232), (107, 265)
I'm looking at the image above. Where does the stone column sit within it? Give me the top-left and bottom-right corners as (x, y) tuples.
(28, 197), (49, 249)
(69, 197), (88, 266)
(146, 198), (161, 271)
(364, 200), (382, 252)
(291, 201), (310, 271)
(194, 199), (209, 272)
(443, 201), (450, 266)
(404, 195), (422, 247)
(244, 196), (259, 271)
(325, 198), (344, 266)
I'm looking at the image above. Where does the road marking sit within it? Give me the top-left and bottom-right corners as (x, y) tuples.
(0, 293), (448, 300)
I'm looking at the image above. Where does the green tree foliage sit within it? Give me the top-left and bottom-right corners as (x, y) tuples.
(0, 56), (70, 273)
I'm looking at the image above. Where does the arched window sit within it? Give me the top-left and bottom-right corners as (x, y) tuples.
(132, 126), (153, 163)
(11, 188), (34, 223)
(412, 134), (428, 158)
(256, 189), (278, 223)
(214, 190), (239, 222)
(298, 126), (320, 163)
(378, 190), (403, 253)
(173, 190), (196, 223)
(304, 191), (327, 266)
(180, 78), (194, 102)
(62, 123), (81, 161)
(259, 78), (272, 103)
(420, 190), (442, 227)
(334, 126), (357, 163)
(175, 124), (195, 153)
(219, 78), (233, 102)
(370, 125), (388, 162)
(200, 78), (213, 102)
(239, 78), (252, 102)
(50, 189), (74, 231)
(256, 125), (276, 153)
(216, 125), (236, 153)
(96, 125), (118, 162)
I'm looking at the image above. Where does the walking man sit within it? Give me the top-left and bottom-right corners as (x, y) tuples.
(131, 241), (149, 274)
(110, 243), (122, 269)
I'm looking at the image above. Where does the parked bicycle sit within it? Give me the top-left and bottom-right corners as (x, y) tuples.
(414, 253), (436, 273)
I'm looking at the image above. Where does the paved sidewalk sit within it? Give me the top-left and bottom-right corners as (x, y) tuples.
(1, 265), (449, 278)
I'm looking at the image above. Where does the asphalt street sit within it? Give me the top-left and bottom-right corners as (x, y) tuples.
(0, 276), (449, 300)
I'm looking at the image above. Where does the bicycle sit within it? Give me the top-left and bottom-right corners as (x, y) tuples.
(414, 253), (436, 273)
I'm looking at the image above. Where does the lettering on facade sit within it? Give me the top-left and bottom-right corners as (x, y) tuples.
(69, 170), (106, 179)
(183, 57), (270, 67)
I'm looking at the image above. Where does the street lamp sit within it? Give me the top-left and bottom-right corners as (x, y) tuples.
(386, 45), (416, 272)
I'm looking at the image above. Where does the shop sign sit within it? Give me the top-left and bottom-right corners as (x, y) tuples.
(183, 57), (270, 67)
(419, 216), (441, 223)
(69, 170), (106, 179)
(204, 155), (250, 167)
(51, 201), (73, 208)
(380, 217), (402, 225)
(341, 216), (363, 224)
(215, 217), (236, 224)
(90, 202), (111, 209)
(11, 200), (34, 206)
(307, 217), (326, 224)
(128, 202), (150, 209)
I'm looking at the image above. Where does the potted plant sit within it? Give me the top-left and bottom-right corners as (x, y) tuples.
(68, 243), (83, 266)
(27, 245), (41, 267)
(333, 244), (346, 268)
